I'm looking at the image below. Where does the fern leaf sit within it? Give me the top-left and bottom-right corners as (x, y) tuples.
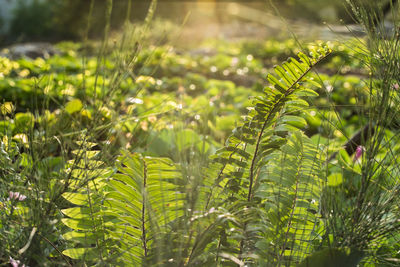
(191, 47), (331, 265)
(104, 152), (184, 265)
(255, 131), (323, 265)
(205, 47), (330, 207)
(61, 148), (112, 263)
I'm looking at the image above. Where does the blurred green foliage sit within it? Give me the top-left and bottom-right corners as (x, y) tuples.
(3, 0), (378, 43)
(6, 0), (187, 42)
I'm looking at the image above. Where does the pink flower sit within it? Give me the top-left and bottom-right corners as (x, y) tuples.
(8, 191), (27, 201)
(354, 146), (365, 161)
(9, 257), (25, 267)
(393, 83), (399, 90)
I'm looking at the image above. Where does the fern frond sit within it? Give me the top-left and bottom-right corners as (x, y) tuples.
(206, 47), (331, 208)
(60, 149), (184, 265)
(189, 47), (331, 265)
(61, 147), (112, 262)
(104, 152), (185, 265)
(255, 131), (323, 265)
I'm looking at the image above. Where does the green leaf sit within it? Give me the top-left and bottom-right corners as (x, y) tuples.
(290, 58), (307, 72)
(278, 115), (307, 129)
(15, 112), (34, 132)
(62, 247), (99, 260)
(275, 65), (293, 85)
(267, 74), (287, 91)
(63, 231), (102, 245)
(295, 88), (319, 97)
(298, 52), (312, 66)
(306, 77), (322, 89)
(327, 173), (343, 186)
(65, 99), (83, 114)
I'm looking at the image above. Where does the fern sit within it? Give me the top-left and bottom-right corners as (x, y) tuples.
(255, 131), (323, 265)
(104, 152), (184, 265)
(61, 143), (113, 263)
(219, 54), (327, 199)
(61, 150), (185, 265)
(188, 47), (331, 265)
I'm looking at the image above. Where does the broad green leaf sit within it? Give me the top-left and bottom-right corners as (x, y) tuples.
(278, 115), (307, 129)
(62, 247), (99, 260)
(15, 112), (34, 132)
(62, 192), (88, 205)
(327, 173), (343, 186)
(65, 99), (83, 114)
(61, 218), (97, 231)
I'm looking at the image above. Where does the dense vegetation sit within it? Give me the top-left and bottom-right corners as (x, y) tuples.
(1, 0), (400, 266)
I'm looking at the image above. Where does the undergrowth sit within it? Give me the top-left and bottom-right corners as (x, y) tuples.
(1, 0), (400, 266)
